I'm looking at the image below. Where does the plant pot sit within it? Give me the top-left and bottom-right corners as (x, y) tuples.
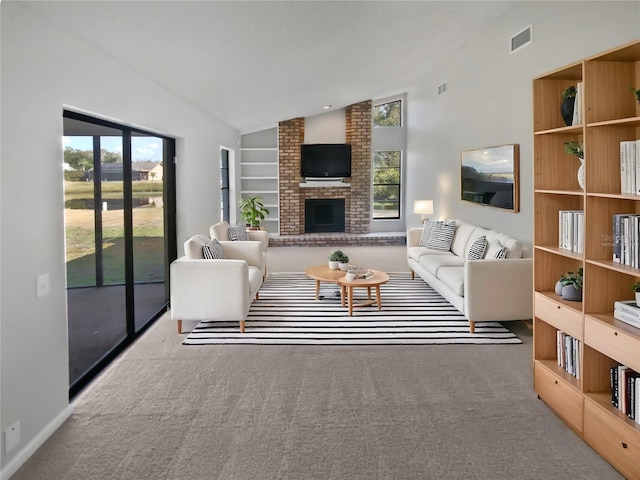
(555, 280), (564, 296)
(561, 284), (582, 302)
(338, 262), (349, 271)
(577, 157), (585, 190)
(635, 291), (640, 307)
(328, 261), (339, 270)
(560, 96), (575, 126)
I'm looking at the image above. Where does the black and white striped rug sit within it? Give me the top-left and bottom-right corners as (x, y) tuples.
(182, 272), (522, 345)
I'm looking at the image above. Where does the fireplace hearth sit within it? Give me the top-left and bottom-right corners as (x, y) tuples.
(305, 199), (345, 233)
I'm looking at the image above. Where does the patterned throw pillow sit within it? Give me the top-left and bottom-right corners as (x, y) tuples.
(426, 221), (457, 251)
(203, 239), (225, 259)
(467, 235), (487, 260)
(228, 224), (248, 241)
(418, 220), (434, 247)
(494, 246), (508, 259)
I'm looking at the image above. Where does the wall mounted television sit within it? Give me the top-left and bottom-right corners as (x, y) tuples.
(460, 144), (519, 212)
(301, 143), (351, 178)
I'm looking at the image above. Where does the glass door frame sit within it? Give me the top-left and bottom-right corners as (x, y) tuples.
(64, 110), (177, 398)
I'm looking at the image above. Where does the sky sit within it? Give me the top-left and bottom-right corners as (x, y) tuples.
(62, 135), (162, 162)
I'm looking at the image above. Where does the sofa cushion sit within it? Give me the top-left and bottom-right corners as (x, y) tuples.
(466, 235), (487, 260)
(426, 221), (457, 251)
(419, 253), (465, 277)
(418, 220), (434, 246)
(490, 234), (523, 259)
(203, 238), (225, 259)
(450, 222), (477, 257)
(184, 234), (210, 259)
(228, 224), (249, 241)
(408, 246), (453, 262)
(437, 266), (465, 297)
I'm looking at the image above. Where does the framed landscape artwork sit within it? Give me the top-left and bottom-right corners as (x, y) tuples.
(460, 144), (520, 212)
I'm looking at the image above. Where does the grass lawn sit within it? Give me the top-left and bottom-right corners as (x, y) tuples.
(65, 181), (165, 287)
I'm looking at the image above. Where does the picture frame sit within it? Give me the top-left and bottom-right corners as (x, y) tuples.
(460, 144), (520, 212)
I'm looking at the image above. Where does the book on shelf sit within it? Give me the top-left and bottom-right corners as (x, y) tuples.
(612, 213), (640, 265)
(556, 331), (580, 379)
(558, 210), (583, 253)
(613, 307), (640, 330)
(619, 140), (640, 195)
(571, 82), (583, 126)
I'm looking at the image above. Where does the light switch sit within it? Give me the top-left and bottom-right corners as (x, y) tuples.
(37, 273), (50, 298)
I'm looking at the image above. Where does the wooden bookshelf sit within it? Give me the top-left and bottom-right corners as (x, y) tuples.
(533, 39), (640, 480)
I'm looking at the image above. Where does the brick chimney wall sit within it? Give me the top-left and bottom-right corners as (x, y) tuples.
(278, 100), (372, 235)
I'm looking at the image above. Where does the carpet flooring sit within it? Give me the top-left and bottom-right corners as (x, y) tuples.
(183, 273), (522, 345)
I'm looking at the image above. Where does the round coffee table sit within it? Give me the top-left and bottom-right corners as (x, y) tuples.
(305, 264), (347, 300)
(338, 270), (390, 316)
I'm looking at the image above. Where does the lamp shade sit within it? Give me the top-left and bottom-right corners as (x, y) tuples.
(413, 200), (433, 215)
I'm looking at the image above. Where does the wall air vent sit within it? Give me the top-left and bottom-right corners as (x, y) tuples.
(510, 24), (532, 53)
(437, 81), (447, 96)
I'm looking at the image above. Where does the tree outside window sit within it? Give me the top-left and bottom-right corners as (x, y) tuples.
(373, 151), (401, 219)
(373, 100), (402, 127)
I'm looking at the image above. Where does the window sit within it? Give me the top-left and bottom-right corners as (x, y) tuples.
(373, 151), (401, 219)
(373, 99), (402, 127)
(220, 148), (230, 223)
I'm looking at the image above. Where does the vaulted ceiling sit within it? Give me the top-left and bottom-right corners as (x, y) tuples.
(21, 1), (517, 132)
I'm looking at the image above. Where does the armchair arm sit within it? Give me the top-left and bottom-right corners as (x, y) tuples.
(247, 229), (269, 251)
(219, 240), (264, 270)
(170, 257), (250, 321)
(464, 258), (533, 322)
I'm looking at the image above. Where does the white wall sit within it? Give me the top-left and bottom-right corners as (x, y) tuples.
(0, 4), (238, 477)
(405, 1), (640, 251)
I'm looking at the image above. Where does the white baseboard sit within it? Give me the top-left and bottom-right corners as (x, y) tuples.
(1, 405), (74, 480)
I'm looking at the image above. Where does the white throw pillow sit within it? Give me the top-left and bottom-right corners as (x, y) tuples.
(426, 221), (457, 251)
(418, 220), (434, 247)
(466, 235), (487, 260)
(228, 224), (248, 241)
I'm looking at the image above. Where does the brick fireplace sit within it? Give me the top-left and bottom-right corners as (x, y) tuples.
(278, 100), (372, 235)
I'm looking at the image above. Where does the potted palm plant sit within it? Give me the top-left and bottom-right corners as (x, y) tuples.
(239, 196), (269, 229)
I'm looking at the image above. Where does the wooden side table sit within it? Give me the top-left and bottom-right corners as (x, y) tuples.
(304, 264), (347, 300)
(338, 270), (390, 316)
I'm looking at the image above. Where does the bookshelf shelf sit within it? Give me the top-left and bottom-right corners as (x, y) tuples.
(533, 39), (640, 480)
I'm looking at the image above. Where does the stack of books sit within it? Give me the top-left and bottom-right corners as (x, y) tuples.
(619, 140), (640, 195)
(612, 213), (640, 266)
(613, 300), (640, 329)
(557, 331), (580, 379)
(610, 365), (640, 424)
(558, 210), (584, 253)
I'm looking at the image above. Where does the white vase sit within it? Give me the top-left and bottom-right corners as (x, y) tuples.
(635, 291), (640, 307)
(328, 261), (339, 270)
(577, 157), (585, 190)
(338, 262), (349, 271)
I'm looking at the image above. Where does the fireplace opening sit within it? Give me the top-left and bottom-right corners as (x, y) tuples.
(305, 199), (345, 233)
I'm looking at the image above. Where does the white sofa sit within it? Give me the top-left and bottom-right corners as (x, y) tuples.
(170, 234), (264, 334)
(407, 219), (533, 333)
(210, 222), (269, 279)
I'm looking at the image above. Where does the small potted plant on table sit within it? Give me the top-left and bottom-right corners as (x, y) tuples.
(631, 281), (640, 306)
(329, 250), (349, 270)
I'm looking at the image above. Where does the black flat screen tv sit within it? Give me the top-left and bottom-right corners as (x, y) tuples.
(301, 143), (351, 178)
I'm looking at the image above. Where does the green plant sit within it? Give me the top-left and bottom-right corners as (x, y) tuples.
(564, 141), (584, 159)
(238, 196), (269, 228)
(630, 86), (640, 104)
(631, 281), (640, 293)
(329, 250), (349, 263)
(560, 267), (583, 290)
(562, 86), (577, 99)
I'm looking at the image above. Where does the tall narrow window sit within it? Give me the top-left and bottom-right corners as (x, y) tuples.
(220, 148), (230, 223)
(373, 151), (401, 219)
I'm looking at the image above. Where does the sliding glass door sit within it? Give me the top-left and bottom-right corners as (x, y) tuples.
(63, 111), (176, 397)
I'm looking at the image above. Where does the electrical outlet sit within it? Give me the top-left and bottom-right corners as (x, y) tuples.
(37, 273), (50, 298)
(5, 421), (20, 454)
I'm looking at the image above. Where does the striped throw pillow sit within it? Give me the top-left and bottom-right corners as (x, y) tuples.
(494, 246), (508, 259)
(426, 221), (457, 251)
(203, 239), (225, 259)
(467, 235), (487, 260)
(418, 220), (434, 246)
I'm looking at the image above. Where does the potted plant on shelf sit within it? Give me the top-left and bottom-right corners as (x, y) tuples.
(239, 196), (269, 230)
(560, 85), (577, 126)
(630, 86), (640, 105)
(631, 281), (640, 306)
(329, 250), (349, 270)
(564, 141), (585, 190)
(556, 267), (583, 302)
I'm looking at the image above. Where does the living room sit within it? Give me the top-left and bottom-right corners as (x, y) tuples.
(2, 1), (640, 479)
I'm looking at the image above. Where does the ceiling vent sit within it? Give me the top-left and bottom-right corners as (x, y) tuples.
(437, 81), (447, 96)
(510, 25), (533, 54)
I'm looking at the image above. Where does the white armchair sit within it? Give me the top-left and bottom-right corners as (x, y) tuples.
(170, 234), (264, 334)
(210, 222), (269, 279)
